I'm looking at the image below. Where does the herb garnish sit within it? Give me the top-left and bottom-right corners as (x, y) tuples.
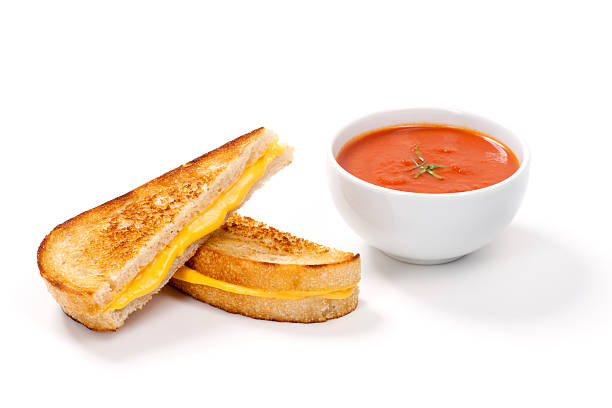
(409, 145), (445, 179)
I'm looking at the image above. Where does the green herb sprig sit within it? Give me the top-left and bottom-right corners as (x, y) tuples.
(409, 145), (445, 179)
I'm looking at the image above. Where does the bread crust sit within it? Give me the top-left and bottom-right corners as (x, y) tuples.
(170, 214), (361, 322)
(38, 129), (293, 330)
(172, 280), (359, 323)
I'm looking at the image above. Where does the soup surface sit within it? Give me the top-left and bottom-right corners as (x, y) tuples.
(336, 124), (519, 193)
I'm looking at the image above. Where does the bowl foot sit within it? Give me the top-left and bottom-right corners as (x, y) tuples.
(382, 252), (464, 265)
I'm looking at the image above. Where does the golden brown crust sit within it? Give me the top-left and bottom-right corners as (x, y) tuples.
(37, 128), (291, 329)
(184, 214), (361, 292)
(210, 215), (356, 263)
(171, 279), (359, 323)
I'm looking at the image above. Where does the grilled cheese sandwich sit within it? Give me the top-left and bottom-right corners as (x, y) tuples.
(38, 128), (292, 330)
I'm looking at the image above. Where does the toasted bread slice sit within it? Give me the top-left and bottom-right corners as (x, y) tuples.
(170, 214), (361, 322)
(38, 128), (293, 330)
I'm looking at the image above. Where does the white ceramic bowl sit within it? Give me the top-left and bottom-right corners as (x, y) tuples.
(327, 108), (530, 265)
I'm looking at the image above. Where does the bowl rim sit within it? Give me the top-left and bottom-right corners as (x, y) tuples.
(329, 107), (531, 198)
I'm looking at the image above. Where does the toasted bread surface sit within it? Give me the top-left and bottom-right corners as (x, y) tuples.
(38, 128), (293, 330)
(181, 214), (361, 292)
(170, 214), (361, 322)
(171, 280), (359, 323)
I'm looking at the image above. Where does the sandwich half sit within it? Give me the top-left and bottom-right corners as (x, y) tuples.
(171, 214), (361, 322)
(38, 128), (293, 330)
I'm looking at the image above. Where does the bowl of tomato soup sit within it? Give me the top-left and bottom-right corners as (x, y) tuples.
(328, 108), (529, 264)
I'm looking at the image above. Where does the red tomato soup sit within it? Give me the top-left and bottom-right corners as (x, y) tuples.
(336, 124), (519, 194)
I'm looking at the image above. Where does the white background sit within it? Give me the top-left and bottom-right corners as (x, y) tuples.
(2, 1), (611, 407)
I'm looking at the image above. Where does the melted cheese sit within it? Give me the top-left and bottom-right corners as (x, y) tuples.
(106, 142), (285, 311)
(173, 265), (356, 300)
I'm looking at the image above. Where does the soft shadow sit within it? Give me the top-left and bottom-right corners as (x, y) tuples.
(371, 226), (590, 322)
(62, 286), (216, 360)
(60, 286), (379, 359)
